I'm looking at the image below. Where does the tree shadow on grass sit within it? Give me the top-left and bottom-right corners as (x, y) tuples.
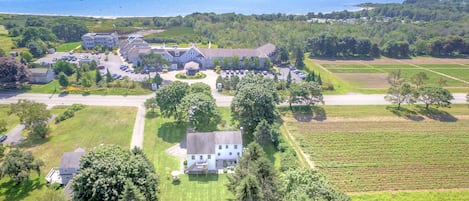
(158, 122), (187, 144)
(145, 112), (158, 119)
(416, 106), (458, 122)
(0, 177), (43, 201)
(16, 134), (50, 149)
(386, 106), (424, 121)
(188, 174), (219, 183)
(291, 105), (327, 122)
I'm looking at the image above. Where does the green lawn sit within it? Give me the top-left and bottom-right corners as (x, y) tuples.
(143, 109), (234, 201)
(425, 68), (469, 83)
(417, 64), (469, 69)
(351, 190), (469, 201)
(0, 104), (19, 134)
(26, 78), (153, 95)
(0, 106), (137, 201)
(305, 57), (356, 94)
(281, 104), (469, 192)
(55, 42), (81, 52)
(329, 68), (383, 73)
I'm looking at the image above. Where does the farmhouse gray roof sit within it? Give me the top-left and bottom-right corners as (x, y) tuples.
(59, 148), (86, 169)
(186, 131), (242, 154)
(29, 68), (49, 76)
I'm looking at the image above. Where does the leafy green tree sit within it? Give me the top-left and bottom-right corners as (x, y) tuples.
(231, 74), (279, 134)
(72, 145), (158, 201)
(294, 48), (305, 69)
(410, 72), (428, 89)
(51, 19), (89, 42)
(243, 57), (251, 69)
(227, 142), (279, 201)
(385, 70), (415, 110)
(106, 68), (113, 82)
(119, 180), (146, 201)
(288, 83), (308, 109)
(76, 69), (81, 82)
(0, 149), (44, 184)
(139, 52), (170, 69)
(81, 77), (92, 88)
(155, 81), (190, 119)
(304, 81), (324, 106)
(178, 93), (220, 131)
(213, 57), (220, 67)
(281, 168), (351, 201)
(0, 57), (31, 89)
(230, 75), (240, 90)
(317, 74), (322, 85)
(19, 51), (34, 63)
(58, 72), (69, 88)
(53, 60), (75, 76)
(236, 174), (264, 201)
(144, 97), (158, 113)
(95, 68), (102, 84)
(9, 100), (51, 138)
(253, 120), (279, 145)
(27, 40), (47, 58)
(253, 57), (260, 69)
(232, 55), (240, 69)
(190, 82), (212, 97)
(286, 71), (292, 88)
(222, 57), (231, 69)
(417, 86), (454, 110)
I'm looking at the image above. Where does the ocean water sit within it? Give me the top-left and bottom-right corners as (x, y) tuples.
(0, 0), (403, 17)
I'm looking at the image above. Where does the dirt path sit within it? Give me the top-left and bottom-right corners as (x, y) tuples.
(281, 124), (315, 169)
(347, 188), (469, 195)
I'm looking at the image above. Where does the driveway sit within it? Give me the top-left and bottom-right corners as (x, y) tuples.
(2, 124), (25, 145)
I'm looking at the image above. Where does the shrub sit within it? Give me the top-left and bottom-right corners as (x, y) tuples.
(162, 69), (168, 73)
(55, 104), (85, 123)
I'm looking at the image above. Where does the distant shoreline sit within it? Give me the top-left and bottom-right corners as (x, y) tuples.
(0, 6), (372, 19)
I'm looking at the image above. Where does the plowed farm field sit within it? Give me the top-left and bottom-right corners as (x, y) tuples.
(281, 105), (469, 193)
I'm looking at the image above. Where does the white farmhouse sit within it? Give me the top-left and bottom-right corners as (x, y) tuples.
(186, 131), (243, 174)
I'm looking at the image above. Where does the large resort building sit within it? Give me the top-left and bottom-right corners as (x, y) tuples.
(82, 32), (119, 50)
(119, 34), (276, 70)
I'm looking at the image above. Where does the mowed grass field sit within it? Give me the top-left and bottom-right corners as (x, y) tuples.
(0, 106), (136, 201)
(0, 104), (19, 133)
(281, 104), (469, 193)
(55, 41), (81, 52)
(316, 61), (469, 93)
(143, 107), (234, 201)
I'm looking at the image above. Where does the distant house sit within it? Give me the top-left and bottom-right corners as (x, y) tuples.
(186, 131), (243, 174)
(82, 32), (119, 50)
(45, 148), (86, 185)
(29, 66), (54, 84)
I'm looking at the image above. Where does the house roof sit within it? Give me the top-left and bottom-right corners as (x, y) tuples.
(199, 43), (276, 58)
(59, 148), (86, 169)
(30, 68), (50, 77)
(187, 132), (215, 154)
(186, 131), (242, 154)
(214, 131), (243, 145)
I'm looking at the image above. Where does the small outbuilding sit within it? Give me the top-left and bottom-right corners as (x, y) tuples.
(30, 66), (54, 84)
(184, 61), (200, 76)
(45, 148), (86, 185)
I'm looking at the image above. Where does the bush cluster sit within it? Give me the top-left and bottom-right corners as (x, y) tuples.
(55, 104), (85, 123)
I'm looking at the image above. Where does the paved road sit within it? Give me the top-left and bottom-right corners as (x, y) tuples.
(1, 92), (467, 107)
(2, 124), (26, 145)
(1, 92), (467, 149)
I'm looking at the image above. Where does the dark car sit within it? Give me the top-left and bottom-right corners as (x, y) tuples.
(0, 135), (7, 142)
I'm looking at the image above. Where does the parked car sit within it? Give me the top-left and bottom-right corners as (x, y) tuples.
(0, 135), (7, 142)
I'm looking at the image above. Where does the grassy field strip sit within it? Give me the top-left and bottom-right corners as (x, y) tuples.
(350, 190), (469, 201)
(305, 57), (356, 94)
(358, 63), (388, 73)
(396, 61), (469, 85)
(280, 123), (311, 168)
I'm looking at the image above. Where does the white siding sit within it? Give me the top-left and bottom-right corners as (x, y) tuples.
(187, 154), (216, 170)
(215, 144), (242, 161)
